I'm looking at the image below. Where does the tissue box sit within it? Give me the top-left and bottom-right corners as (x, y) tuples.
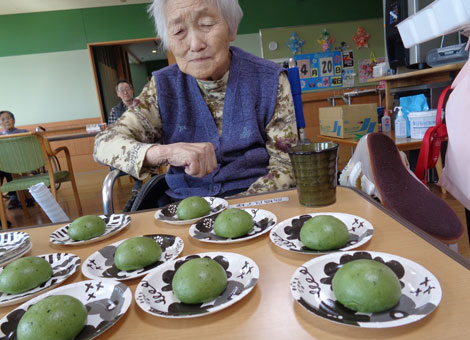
(408, 110), (437, 140)
(319, 104), (378, 139)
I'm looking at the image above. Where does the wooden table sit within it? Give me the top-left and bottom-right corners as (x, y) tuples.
(316, 134), (445, 183)
(43, 131), (105, 173)
(370, 62), (464, 110)
(1, 188), (469, 339)
(317, 133), (423, 151)
(46, 132), (97, 142)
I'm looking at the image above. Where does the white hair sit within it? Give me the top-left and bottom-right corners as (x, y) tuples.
(148, 0), (243, 50)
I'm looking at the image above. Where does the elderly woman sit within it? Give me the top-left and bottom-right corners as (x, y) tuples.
(0, 111), (28, 136)
(0, 111), (29, 209)
(94, 0), (298, 200)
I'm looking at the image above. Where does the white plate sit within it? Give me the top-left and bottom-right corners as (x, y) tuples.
(154, 197), (228, 225)
(0, 279), (132, 339)
(0, 232), (32, 267)
(82, 234), (184, 281)
(270, 212), (374, 254)
(135, 252), (259, 318)
(0, 252), (81, 307)
(290, 251), (442, 328)
(49, 214), (131, 245)
(189, 208), (277, 243)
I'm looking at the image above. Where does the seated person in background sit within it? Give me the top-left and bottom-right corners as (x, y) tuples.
(94, 0), (298, 202)
(108, 80), (142, 193)
(0, 111), (28, 135)
(108, 80), (134, 125)
(0, 110), (29, 209)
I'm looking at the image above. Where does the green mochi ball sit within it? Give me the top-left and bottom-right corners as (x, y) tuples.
(17, 295), (87, 340)
(332, 259), (402, 313)
(0, 256), (52, 294)
(176, 196), (211, 220)
(213, 208), (254, 238)
(172, 258), (227, 304)
(68, 215), (106, 241)
(114, 237), (162, 271)
(300, 215), (349, 250)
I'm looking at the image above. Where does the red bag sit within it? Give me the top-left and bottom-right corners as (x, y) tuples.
(414, 85), (452, 184)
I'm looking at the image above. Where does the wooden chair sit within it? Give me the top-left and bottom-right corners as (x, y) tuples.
(0, 132), (82, 229)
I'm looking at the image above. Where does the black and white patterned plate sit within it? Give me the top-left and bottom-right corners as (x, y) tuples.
(49, 214), (131, 245)
(0, 232), (32, 267)
(135, 252), (259, 318)
(82, 234), (184, 281)
(0, 252), (81, 307)
(270, 212), (374, 254)
(189, 208), (277, 243)
(0, 279), (132, 340)
(154, 197), (228, 225)
(290, 251), (442, 328)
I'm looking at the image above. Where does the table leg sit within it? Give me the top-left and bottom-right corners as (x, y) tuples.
(466, 208), (470, 246)
(435, 154), (446, 194)
(385, 81), (393, 110)
(0, 193), (8, 229)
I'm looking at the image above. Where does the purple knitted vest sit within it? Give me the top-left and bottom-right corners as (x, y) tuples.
(153, 46), (283, 198)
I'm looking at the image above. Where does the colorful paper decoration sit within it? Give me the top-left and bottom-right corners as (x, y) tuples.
(286, 32), (305, 55)
(317, 29), (336, 52)
(359, 56), (385, 83)
(352, 26), (371, 49)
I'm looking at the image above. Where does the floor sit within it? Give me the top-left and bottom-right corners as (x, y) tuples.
(2, 169), (469, 259)
(3, 170), (133, 229)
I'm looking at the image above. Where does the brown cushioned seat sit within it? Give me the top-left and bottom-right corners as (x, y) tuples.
(367, 133), (463, 242)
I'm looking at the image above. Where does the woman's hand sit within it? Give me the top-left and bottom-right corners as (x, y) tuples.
(144, 142), (217, 177)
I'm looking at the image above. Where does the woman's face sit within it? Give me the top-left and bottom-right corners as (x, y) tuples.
(0, 113), (15, 131)
(165, 0), (235, 81)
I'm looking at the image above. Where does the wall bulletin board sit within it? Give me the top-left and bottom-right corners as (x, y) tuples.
(294, 51), (343, 91)
(260, 18), (384, 91)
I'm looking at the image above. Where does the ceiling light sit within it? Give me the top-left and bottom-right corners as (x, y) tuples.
(152, 50), (157, 54)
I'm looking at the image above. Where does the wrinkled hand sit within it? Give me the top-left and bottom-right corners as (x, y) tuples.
(145, 142), (217, 177)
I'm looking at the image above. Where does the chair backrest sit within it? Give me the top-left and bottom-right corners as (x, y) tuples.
(129, 174), (169, 212)
(287, 58), (307, 143)
(0, 133), (45, 173)
(340, 132), (463, 242)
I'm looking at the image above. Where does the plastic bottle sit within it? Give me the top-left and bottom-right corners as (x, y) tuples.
(381, 109), (391, 132)
(394, 106), (407, 139)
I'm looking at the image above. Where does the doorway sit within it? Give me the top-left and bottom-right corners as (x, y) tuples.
(88, 38), (173, 123)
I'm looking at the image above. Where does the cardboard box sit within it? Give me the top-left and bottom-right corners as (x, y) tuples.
(319, 103), (378, 139)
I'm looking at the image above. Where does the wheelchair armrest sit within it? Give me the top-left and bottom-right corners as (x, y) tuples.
(102, 169), (123, 216)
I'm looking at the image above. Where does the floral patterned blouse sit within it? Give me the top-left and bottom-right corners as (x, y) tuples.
(94, 71), (298, 195)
